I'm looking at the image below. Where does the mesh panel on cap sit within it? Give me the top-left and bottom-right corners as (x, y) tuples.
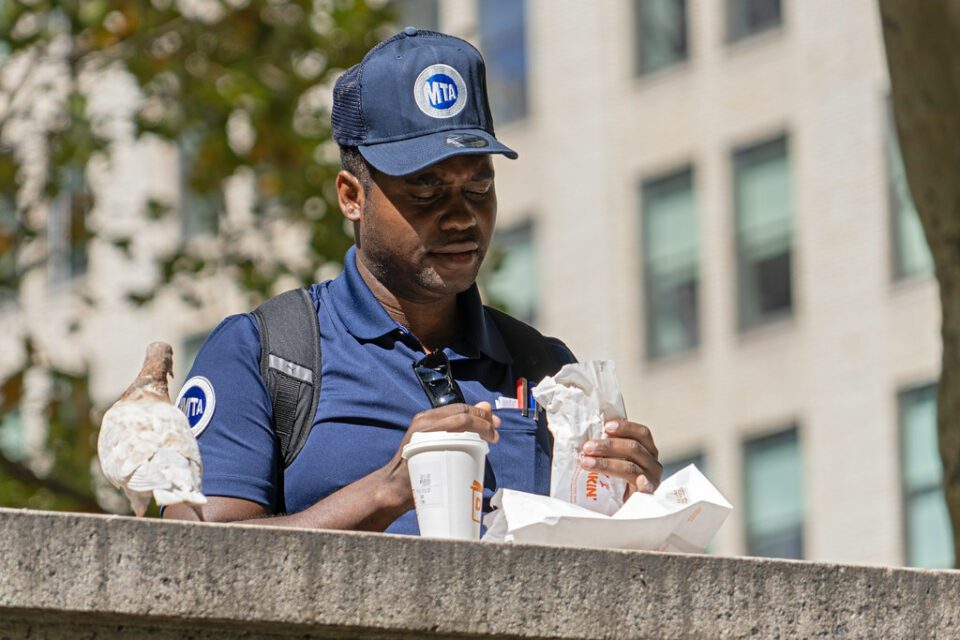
(331, 65), (366, 146)
(331, 31), (414, 146)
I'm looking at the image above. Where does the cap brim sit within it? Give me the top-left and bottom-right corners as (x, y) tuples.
(358, 129), (518, 177)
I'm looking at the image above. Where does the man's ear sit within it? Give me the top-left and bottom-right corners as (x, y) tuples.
(336, 170), (364, 222)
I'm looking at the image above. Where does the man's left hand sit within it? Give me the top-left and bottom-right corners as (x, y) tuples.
(579, 419), (662, 497)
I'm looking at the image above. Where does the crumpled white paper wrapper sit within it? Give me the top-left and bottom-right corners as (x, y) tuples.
(532, 360), (627, 516)
(482, 465), (732, 552)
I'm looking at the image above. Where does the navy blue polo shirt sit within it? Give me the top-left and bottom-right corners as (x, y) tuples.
(177, 245), (575, 534)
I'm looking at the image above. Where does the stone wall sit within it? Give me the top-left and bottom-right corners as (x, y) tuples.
(0, 508), (957, 638)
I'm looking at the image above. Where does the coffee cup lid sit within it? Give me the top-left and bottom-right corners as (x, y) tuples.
(401, 431), (489, 459)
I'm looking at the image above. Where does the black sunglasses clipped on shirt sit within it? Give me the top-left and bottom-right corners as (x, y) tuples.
(413, 351), (466, 408)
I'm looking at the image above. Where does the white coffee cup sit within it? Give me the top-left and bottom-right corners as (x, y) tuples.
(401, 431), (489, 540)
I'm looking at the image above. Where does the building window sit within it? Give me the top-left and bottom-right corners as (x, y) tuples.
(662, 451), (704, 480)
(634, 0), (688, 75)
(483, 220), (537, 325)
(393, 0), (439, 31)
(733, 135), (792, 332)
(900, 384), (953, 568)
(887, 102), (933, 280)
(744, 427), (804, 559)
(0, 193), (15, 302)
(181, 332), (209, 379)
(727, 0), (782, 42)
(48, 166), (90, 284)
(478, 0), (527, 124)
(0, 409), (24, 461)
(180, 135), (220, 239)
(641, 167), (699, 359)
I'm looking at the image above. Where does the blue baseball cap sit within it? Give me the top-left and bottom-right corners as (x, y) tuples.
(331, 28), (518, 176)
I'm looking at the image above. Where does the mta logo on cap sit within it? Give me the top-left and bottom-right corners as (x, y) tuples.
(414, 64), (467, 118)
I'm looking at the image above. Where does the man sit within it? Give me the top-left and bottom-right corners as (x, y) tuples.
(164, 28), (661, 531)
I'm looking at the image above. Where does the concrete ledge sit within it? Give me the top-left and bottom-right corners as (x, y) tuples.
(1, 508), (958, 639)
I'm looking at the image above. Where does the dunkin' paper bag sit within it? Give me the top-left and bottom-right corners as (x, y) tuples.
(532, 360), (627, 516)
(481, 464), (732, 552)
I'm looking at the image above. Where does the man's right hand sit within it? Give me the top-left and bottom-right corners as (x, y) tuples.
(404, 401), (501, 445)
(165, 401), (499, 531)
(379, 401), (500, 511)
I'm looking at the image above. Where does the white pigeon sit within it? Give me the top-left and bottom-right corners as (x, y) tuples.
(97, 341), (206, 519)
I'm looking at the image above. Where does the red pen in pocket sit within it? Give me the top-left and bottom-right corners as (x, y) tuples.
(516, 377), (529, 418)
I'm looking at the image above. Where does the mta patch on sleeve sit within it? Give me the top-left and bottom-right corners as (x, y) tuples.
(175, 376), (216, 438)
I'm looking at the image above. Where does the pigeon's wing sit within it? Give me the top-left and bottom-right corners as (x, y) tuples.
(125, 455), (169, 491)
(150, 403), (203, 465)
(97, 402), (164, 487)
(149, 428), (206, 505)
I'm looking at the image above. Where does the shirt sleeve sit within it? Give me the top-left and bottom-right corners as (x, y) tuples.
(177, 314), (281, 510)
(545, 336), (578, 366)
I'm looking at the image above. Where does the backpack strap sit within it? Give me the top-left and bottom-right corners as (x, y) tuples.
(485, 306), (566, 383)
(252, 288), (322, 472)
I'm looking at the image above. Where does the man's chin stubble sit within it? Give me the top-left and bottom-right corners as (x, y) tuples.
(412, 263), (481, 298)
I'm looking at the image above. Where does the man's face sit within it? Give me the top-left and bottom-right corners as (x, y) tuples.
(356, 154), (497, 303)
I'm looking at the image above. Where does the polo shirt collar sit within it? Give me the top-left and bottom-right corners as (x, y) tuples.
(330, 245), (513, 364)
(329, 246), (403, 340)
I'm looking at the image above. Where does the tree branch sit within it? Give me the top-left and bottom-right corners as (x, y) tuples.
(0, 450), (103, 512)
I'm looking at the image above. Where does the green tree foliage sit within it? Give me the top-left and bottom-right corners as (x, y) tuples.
(0, 0), (395, 511)
(0, 352), (101, 512)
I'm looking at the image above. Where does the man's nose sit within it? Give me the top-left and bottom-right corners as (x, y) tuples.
(437, 199), (477, 231)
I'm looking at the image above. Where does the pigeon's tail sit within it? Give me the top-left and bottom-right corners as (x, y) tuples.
(124, 489), (152, 518)
(125, 447), (206, 515)
(153, 488), (208, 507)
(154, 489), (206, 522)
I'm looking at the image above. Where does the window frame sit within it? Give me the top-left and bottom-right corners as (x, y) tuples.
(742, 425), (804, 559)
(477, 0), (529, 125)
(482, 218), (538, 325)
(885, 96), (933, 283)
(0, 408), (25, 461)
(661, 450), (705, 481)
(639, 165), (701, 361)
(898, 382), (953, 568)
(633, 0), (690, 77)
(731, 133), (794, 333)
(725, 0), (783, 44)
(47, 166), (91, 285)
(179, 331), (211, 381)
(0, 193), (16, 304)
(178, 132), (222, 241)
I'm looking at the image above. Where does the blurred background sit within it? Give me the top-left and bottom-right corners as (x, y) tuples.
(0, 0), (947, 568)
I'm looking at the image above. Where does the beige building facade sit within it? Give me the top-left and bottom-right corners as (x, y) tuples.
(426, 0), (943, 566)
